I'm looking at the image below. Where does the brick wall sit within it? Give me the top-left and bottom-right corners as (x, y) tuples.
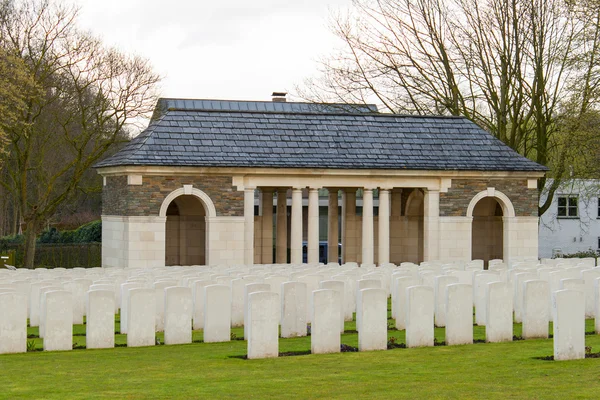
(102, 175), (244, 217)
(440, 179), (538, 217)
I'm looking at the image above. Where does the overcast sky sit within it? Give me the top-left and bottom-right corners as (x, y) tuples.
(75, 0), (351, 102)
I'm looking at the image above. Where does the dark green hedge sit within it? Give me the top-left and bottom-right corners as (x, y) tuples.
(1, 220), (101, 246)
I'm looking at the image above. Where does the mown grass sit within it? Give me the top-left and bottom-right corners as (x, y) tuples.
(2, 312), (599, 399)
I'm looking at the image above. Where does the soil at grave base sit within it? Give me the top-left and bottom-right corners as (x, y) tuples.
(534, 352), (600, 361)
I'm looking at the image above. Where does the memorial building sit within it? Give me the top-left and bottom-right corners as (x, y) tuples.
(95, 96), (546, 268)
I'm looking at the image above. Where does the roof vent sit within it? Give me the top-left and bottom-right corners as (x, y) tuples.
(272, 92), (287, 102)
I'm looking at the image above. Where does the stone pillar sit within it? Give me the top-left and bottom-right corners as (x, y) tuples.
(308, 188), (320, 264)
(378, 189), (390, 265)
(261, 189), (274, 264)
(244, 188), (255, 266)
(502, 216), (514, 264)
(362, 189), (374, 265)
(327, 189), (339, 264)
(342, 189), (357, 263)
(276, 189), (288, 264)
(423, 189), (440, 262)
(290, 188), (303, 264)
(391, 188), (402, 216)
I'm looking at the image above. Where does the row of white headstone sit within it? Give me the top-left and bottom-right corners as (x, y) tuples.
(0, 257), (597, 360)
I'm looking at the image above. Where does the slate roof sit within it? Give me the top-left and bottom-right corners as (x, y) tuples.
(96, 99), (547, 172)
(151, 98), (379, 120)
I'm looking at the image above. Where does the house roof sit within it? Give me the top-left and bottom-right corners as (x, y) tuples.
(95, 98), (548, 172)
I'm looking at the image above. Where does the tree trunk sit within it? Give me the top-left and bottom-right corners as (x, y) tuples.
(23, 220), (38, 269)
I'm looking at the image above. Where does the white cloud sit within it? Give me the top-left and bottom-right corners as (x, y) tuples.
(75, 0), (351, 101)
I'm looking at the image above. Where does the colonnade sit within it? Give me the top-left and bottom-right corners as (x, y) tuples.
(243, 187), (441, 266)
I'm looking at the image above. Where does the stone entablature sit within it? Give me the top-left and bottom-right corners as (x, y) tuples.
(102, 174), (243, 217)
(440, 179), (538, 217)
(97, 165), (544, 268)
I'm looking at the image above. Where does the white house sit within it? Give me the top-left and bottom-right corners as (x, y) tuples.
(539, 179), (600, 258)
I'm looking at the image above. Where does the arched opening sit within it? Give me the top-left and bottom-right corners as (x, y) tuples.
(165, 195), (206, 266)
(404, 189), (424, 263)
(471, 197), (503, 265)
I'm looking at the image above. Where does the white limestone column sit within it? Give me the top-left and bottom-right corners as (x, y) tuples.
(328, 189), (339, 263)
(261, 189), (274, 264)
(290, 188), (303, 264)
(502, 216), (515, 264)
(244, 188), (255, 266)
(276, 188), (288, 264)
(308, 188), (320, 264)
(423, 189), (440, 262)
(378, 189), (390, 265)
(362, 188), (374, 265)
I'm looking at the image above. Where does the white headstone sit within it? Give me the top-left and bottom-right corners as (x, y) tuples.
(153, 280), (177, 332)
(244, 283), (271, 339)
(0, 291), (27, 354)
(311, 289), (341, 354)
(513, 272), (538, 323)
(560, 278), (585, 292)
(86, 290), (115, 349)
(120, 282), (144, 334)
(298, 274), (322, 323)
(474, 273), (501, 326)
(357, 288), (387, 351)
(434, 275), (459, 327)
(582, 269), (600, 318)
(445, 283), (473, 346)
(553, 289), (585, 361)
(485, 282), (512, 343)
(191, 280), (217, 330)
(521, 280), (549, 339)
(230, 278), (253, 327)
(39, 285), (64, 339)
(164, 286), (193, 345)
(69, 279), (92, 324)
(127, 288), (156, 348)
(43, 290), (73, 351)
(247, 291), (279, 359)
(204, 284), (231, 343)
(89, 283), (117, 314)
(319, 280), (345, 334)
(406, 286), (434, 348)
(281, 281), (307, 338)
(596, 277), (600, 334)
(29, 282), (42, 327)
(393, 277), (418, 330)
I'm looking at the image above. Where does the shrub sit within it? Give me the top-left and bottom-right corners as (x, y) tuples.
(557, 250), (599, 259)
(36, 220), (101, 244)
(73, 220), (101, 243)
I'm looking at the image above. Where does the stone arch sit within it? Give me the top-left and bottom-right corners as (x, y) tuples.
(160, 186), (216, 266)
(403, 189), (424, 263)
(466, 188), (515, 218)
(405, 189), (424, 216)
(159, 186), (217, 218)
(467, 189), (512, 266)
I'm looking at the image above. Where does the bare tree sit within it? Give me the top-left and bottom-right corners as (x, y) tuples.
(301, 0), (600, 215)
(0, 0), (161, 268)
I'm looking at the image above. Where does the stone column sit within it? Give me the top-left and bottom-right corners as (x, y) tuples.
(327, 189), (339, 263)
(276, 189), (288, 264)
(423, 189), (440, 262)
(244, 188), (255, 266)
(362, 189), (374, 265)
(378, 189), (390, 265)
(342, 189), (357, 263)
(261, 189), (274, 264)
(308, 188), (320, 264)
(502, 216), (514, 265)
(290, 188), (303, 264)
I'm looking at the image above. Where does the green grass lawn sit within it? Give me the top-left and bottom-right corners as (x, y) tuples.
(1, 314), (599, 399)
